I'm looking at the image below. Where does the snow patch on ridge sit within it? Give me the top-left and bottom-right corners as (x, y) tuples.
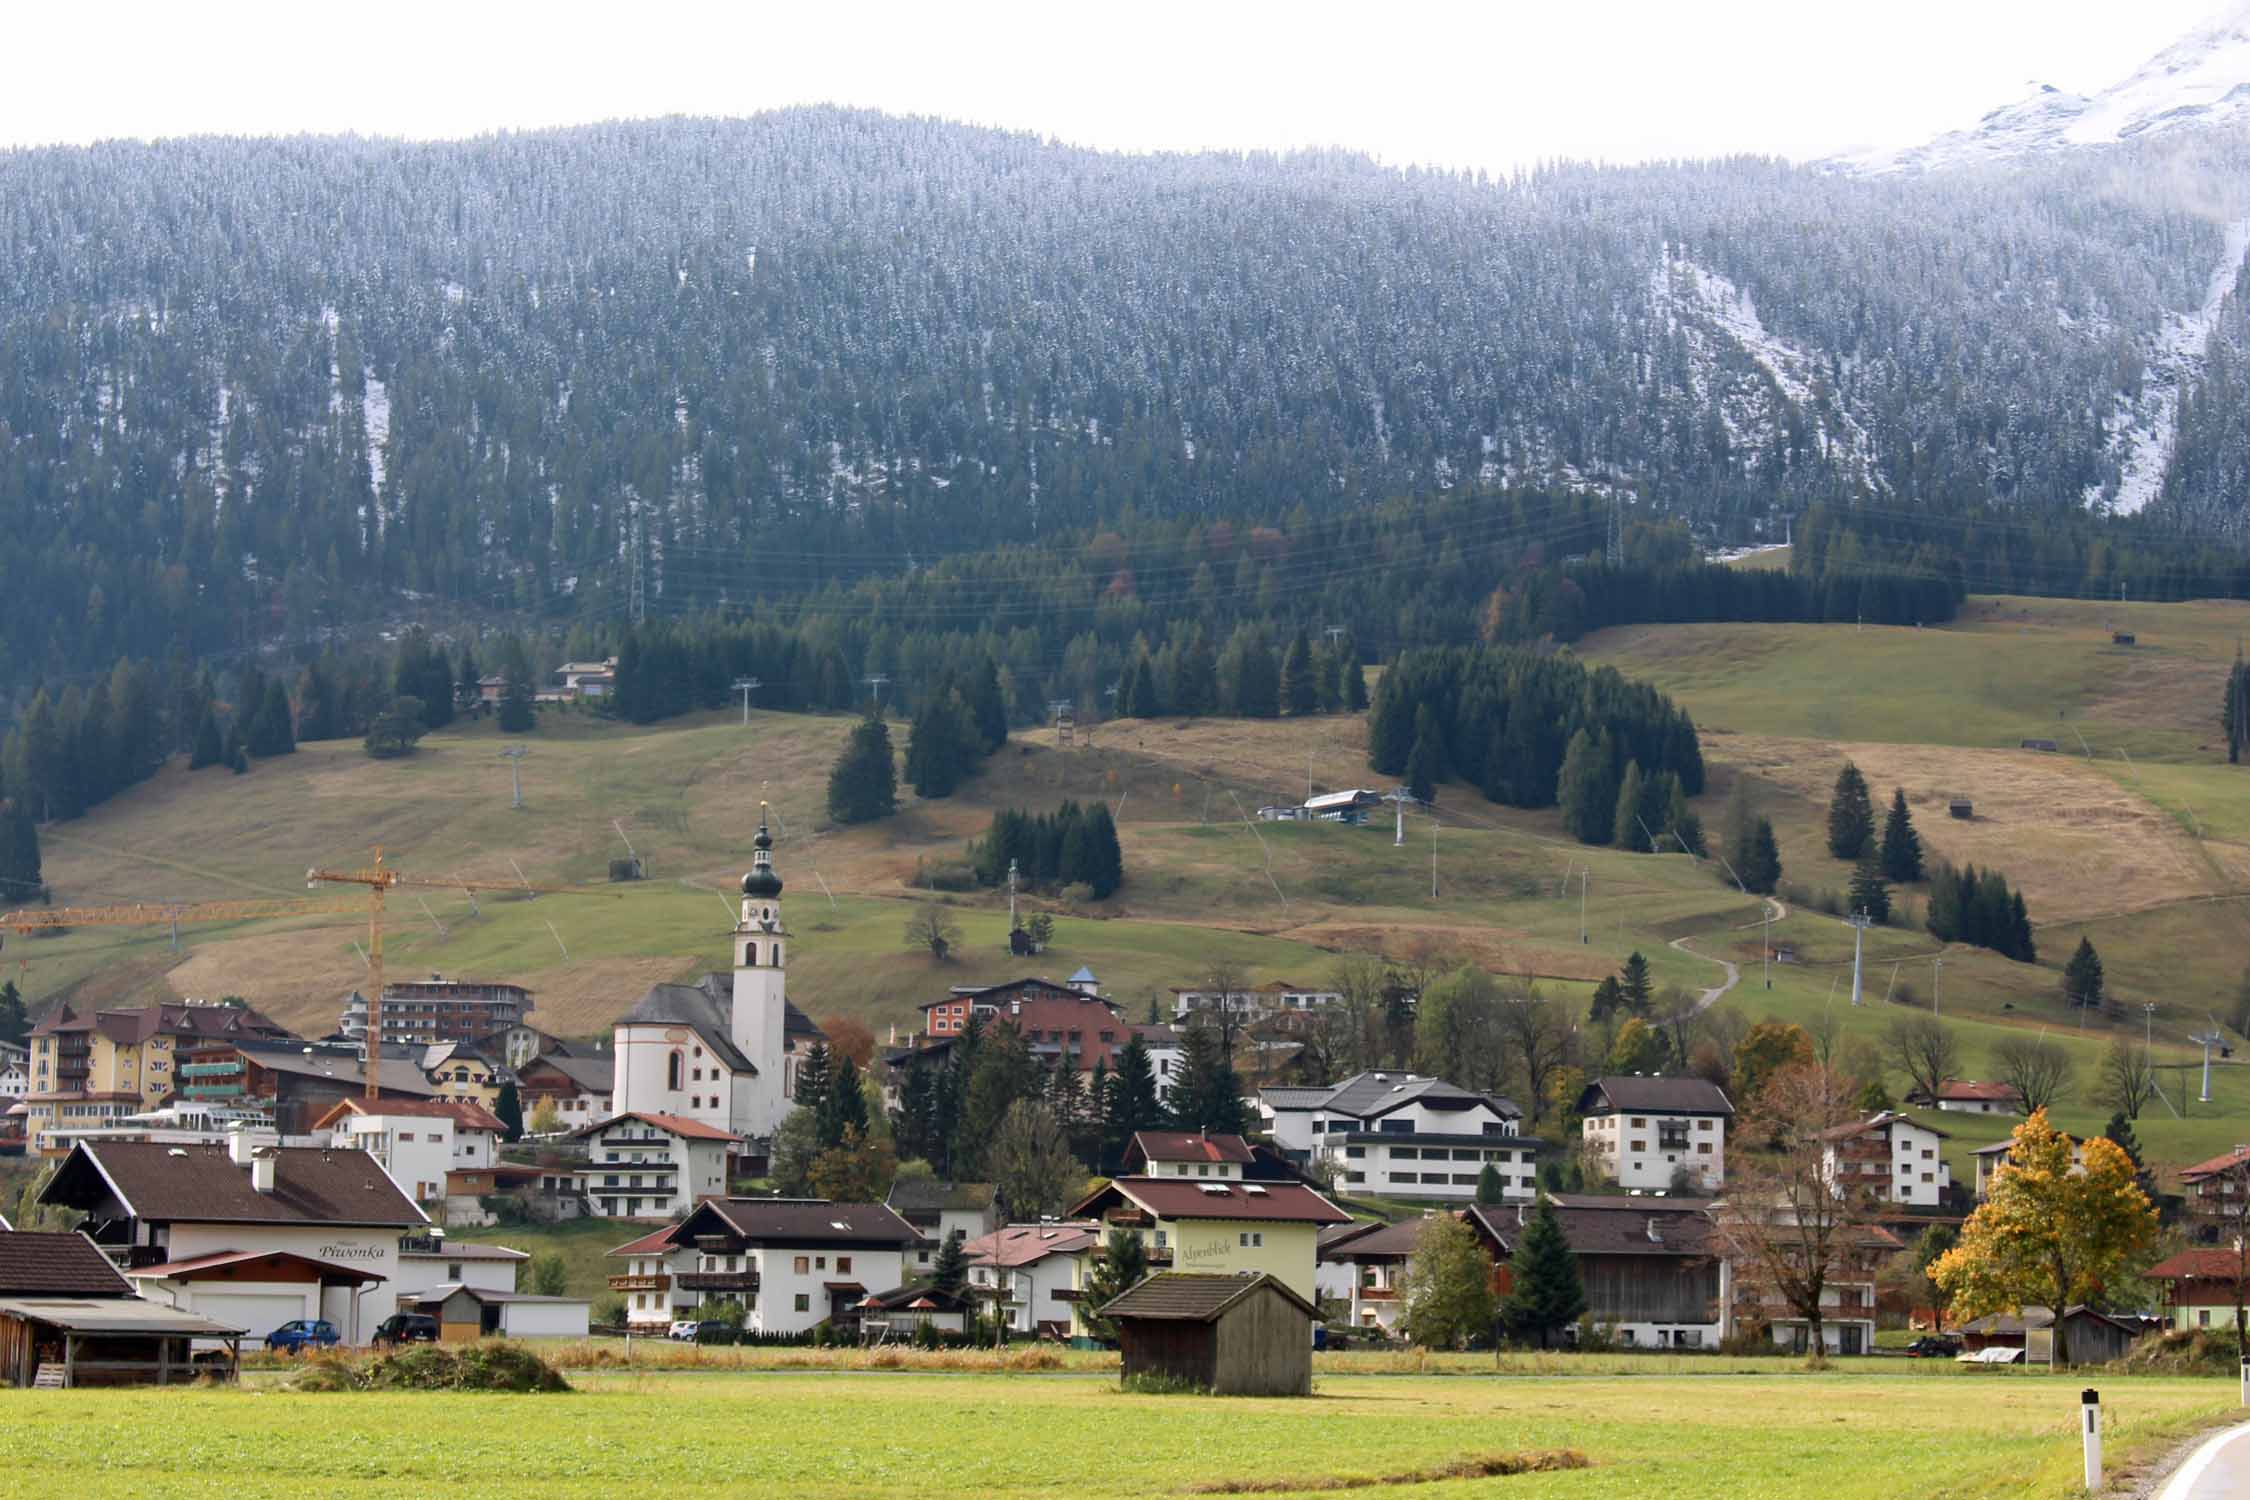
(2089, 212), (2250, 515)
(1650, 249), (1885, 495)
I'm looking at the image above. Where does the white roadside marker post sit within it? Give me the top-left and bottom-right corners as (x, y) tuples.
(2081, 1388), (2101, 1490)
(2241, 1358), (2248, 1407)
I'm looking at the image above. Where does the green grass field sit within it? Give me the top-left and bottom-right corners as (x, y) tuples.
(0, 1369), (2231, 1498)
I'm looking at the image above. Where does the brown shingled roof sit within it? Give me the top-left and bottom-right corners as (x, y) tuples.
(1097, 1271), (1318, 1322)
(0, 1230), (133, 1297)
(1072, 1177), (1352, 1225)
(1126, 1130), (1256, 1166)
(43, 1141), (427, 1228)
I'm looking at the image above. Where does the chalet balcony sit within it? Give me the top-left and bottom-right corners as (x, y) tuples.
(607, 1274), (671, 1293)
(1355, 1287), (1399, 1301)
(676, 1271), (760, 1294)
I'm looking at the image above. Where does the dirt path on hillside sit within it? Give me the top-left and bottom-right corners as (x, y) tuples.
(1668, 933), (1740, 1012)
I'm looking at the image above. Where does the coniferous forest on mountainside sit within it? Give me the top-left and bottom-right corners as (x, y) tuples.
(10, 109), (2250, 706)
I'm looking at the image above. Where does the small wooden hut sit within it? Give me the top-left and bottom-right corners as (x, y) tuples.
(1098, 1272), (1315, 1397)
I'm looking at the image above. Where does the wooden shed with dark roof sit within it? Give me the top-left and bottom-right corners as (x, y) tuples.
(1098, 1271), (1315, 1396)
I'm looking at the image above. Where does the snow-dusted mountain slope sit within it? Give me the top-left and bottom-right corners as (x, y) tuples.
(1843, 1), (2250, 173)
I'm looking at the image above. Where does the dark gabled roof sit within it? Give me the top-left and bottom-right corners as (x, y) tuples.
(1360, 1079), (1522, 1122)
(677, 1197), (922, 1248)
(616, 976), (757, 1073)
(1817, 1111), (1952, 1144)
(41, 1141), (428, 1229)
(521, 1051), (615, 1094)
(920, 977), (1087, 1012)
(1303, 1071), (1442, 1118)
(963, 1223), (1102, 1269)
(1317, 1220), (1385, 1255)
(861, 1280), (976, 1313)
(1071, 1177), (1352, 1225)
(1125, 1131), (1256, 1167)
(1097, 1271), (1318, 1323)
(1325, 1218), (1428, 1259)
(884, 1179), (997, 1221)
(0, 1231), (133, 1297)
(2147, 1249), (2250, 1281)
(615, 973), (822, 1068)
(1576, 1076), (1735, 1118)
(226, 1045), (443, 1097)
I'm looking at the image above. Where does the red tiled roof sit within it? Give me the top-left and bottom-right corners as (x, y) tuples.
(1936, 1081), (2023, 1102)
(312, 1097), (508, 1133)
(2146, 1249), (2250, 1281)
(964, 1222), (1103, 1269)
(1075, 1176), (1352, 1225)
(2179, 1146), (2250, 1181)
(1128, 1130), (1255, 1166)
(606, 1227), (682, 1257)
(575, 1111), (743, 1143)
(128, 1248), (386, 1285)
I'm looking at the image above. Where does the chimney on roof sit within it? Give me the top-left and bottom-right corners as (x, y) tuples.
(251, 1147), (278, 1194)
(1645, 1217), (1662, 1244)
(227, 1124), (260, 1166)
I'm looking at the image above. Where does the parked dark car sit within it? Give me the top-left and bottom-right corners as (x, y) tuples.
(1905, 1335), (1961, 1358)
(692, 1321), (739, 1345)
(265, 1319), (341, 1354)
(373, 1313), (440, 1348)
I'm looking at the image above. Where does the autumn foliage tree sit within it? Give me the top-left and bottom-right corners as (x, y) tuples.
(1930, 1109), (2156, 1364)
(1712, 1063), (1878, 1360)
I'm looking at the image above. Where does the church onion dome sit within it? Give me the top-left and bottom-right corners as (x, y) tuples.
(741, 804), (784, 899)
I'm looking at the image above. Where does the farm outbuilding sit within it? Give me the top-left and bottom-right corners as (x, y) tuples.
(0, 1298), (244, 1387)
(1099, 1272), (1315, 1396)
(411, 1284), (590, 1341)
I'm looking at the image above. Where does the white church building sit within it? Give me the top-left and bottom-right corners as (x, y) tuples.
(607, 808), (824, 1150)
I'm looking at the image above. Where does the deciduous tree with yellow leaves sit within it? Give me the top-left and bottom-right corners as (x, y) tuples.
(1930, 1109), (2156, 1364)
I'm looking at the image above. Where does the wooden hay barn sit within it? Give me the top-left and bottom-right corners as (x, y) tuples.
(1099, 1272), (1315, 1397)
(0, 1298), (243, 1387)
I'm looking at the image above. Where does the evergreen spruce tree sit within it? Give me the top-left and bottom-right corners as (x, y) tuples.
(2062, 937), (2106, 1011)
(1849, 847), (1891, 924)
(0, 980), (27, 1047)
(1279, 630), (1318, 716)
(906, 691), (978, 799)
(1879, 787), (1923, 883)
(1588, 975), (1624, 1024)
(493, 1080), (525, 1142)
(1733, 816), (1781, 895)
(1475, 1163), (1507, 1204)
(190, 706), (224, 771)
(931, 1231), (970, 1296)
(2100, 1111), (2145, 1172)
(817, 1052), (869, 1150)
(248, 678), (296, 756)
(1826, 761), (1875, 860)
(1618, 952), (1653, 1015)
(1404, 732), (1440, 805)
(1080, 802), (1125, 898)
(1168, 1024), (1247, 1135)
(1123, 654), (1161, 719)
(1612, 761), (1647, 850)
(828, 714), (899, 824)
(1101, 1037), (1164, 1173)
(1558, 729), (1613, 845)
(893, 1063), (936, 1163)
(796, 1041), (833, 1118)
(970, 657), (1009, 752)
(1173, 631), (1219, 717)
(1342, 647), (1368, 712)
(0, 799), (39, 905)
(1499, 1196), (1588, 1349)
(1081, 1229), (1150, 1342)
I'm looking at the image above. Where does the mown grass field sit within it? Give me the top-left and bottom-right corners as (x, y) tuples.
(0, 1369), (2231, 1499)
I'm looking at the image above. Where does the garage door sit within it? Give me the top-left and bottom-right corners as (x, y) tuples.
(189, 1293), (308, 1341)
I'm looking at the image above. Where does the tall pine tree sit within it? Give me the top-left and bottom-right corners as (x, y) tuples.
(1879, 787), (1923, 883)
(1826, 761), (1875, 860)
(828, 714), (899, 824)
(1499, 1196), (1588, 1349)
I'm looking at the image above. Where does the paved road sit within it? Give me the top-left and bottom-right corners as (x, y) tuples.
(2158, 1421), (2250, 1500)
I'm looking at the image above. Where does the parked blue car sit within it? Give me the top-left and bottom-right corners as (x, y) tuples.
(264, 1319), (340, 1354)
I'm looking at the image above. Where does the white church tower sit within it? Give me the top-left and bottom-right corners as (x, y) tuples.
(732, 804), (790, 1137)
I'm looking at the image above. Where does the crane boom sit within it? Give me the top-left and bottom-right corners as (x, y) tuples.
(305, 849), (615, 1099)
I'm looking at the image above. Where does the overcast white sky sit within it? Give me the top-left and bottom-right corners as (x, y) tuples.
(3, 0), (2233, 168)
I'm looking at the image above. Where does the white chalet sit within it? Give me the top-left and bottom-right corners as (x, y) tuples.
(963, 1221), (1102, 1338)
(313, 1097), (504, 1207)
(608, 1196), (923, 1333)
(1259, 1072), (1536, 1201)
(1576, 1076), (1735, 1191)
(1819, 1111), (1953, 1208)
(609, 809), (822, 1145)
(573, 1111), (742, 1220)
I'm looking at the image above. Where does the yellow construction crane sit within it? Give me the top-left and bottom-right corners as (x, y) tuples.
(305, 849), (613, 1098)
